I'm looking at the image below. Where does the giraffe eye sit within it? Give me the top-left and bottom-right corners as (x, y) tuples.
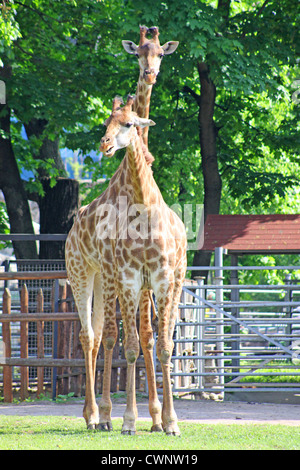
(126, 122), (133, 128)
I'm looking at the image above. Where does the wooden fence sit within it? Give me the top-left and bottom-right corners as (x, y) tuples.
(0, 271), (145, 402)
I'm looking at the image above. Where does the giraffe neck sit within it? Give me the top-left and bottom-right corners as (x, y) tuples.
(124, 134), (161, 207)
(133, 77), (153, 147)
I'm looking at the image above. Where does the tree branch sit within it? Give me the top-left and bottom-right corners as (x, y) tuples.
(182, 85), (201, 106)
(256, 0), (271, 18)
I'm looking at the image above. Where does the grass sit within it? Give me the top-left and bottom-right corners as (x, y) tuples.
(0, 415), (300, 450)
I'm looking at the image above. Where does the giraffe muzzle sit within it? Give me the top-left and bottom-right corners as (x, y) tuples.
(143, 69), (157, 84)
(100, 136), (115, 156)
(102, 145), (115, 157)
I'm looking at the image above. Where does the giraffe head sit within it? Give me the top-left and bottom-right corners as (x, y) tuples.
(122, 25), (179, 85)
(100, 95), (155, 157)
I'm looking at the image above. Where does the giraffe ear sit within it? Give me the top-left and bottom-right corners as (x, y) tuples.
(161, 41), (179, 55)
(122, 40), (138, 55)
(133, 116), (156, 128)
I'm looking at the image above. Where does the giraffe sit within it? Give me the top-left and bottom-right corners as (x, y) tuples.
(123, 25), (179, 147)
(99, 95), (187, 435)
(65, 26), (179, 432)
(65, 100), (163, 432)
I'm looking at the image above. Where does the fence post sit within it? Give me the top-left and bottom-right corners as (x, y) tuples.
(195, 277), (205, 392)
(2, 288), (13, 403)
(36, 288), (44, 398)
(20, 284), (29, 400)
(284, 274), (292, 348)
(63, 282), (73, 395)
(57, 281), (66, 395)
(231, 256), (240, 370)
(214, 275), (224, 399)
(52, 280), (59, 400)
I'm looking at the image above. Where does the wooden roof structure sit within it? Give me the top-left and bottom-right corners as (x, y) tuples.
(201, 214), (300, 254)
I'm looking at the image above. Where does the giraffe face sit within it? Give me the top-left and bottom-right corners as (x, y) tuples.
(122, 28), (179, 85)
(100, 96), (155, 157)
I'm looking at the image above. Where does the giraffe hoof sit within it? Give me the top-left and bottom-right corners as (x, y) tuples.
(151, 424), (163, 433)
(121, 429), (136, 435)
(165, 430), (181, 437)
(164, 427), (181, 437)
(97, 422), (113, 432)
(87, 423), (97, 431)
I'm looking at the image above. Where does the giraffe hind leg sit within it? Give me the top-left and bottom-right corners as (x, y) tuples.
(95, 276), (117, 432)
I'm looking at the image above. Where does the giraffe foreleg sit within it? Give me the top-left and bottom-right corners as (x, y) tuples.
(98, 306), (118, 431)
(93, 275), (117, 432)
(139, 291), (162, 432)
(79, 326), (100, 429)
(118, 282), (141, 435)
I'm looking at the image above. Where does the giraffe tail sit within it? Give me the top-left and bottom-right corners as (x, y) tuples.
(149, 291), (158, 333)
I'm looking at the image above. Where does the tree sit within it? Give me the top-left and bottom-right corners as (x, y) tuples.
(0, 5), (37, 258)
(0, 0), (298, 270)
(0, 0), (124, 258)
(114, 0), (299, 272)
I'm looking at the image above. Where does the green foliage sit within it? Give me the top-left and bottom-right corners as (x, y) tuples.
(1, 0), (299, 252)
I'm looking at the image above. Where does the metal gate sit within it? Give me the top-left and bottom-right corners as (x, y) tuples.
(169, 266), (300, 398)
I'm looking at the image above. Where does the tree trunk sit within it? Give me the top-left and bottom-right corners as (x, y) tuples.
(24, 118), (79, 260)
(0, 97), (38, 260)
(24, 119), (67, 178)
(39, 177), (79, 260)
(192, 62), (222, 277)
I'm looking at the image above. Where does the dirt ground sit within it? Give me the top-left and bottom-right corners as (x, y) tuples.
(1, 396), (300, 426)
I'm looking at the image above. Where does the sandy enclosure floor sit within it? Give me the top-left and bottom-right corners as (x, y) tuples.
(1, 397), (300, 425)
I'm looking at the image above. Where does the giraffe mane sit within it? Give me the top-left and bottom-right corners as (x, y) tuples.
(137, 127), (155, 166)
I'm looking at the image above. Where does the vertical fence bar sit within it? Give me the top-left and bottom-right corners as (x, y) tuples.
(214, 249), (225, 398)
(195, 277), (205, 391)
(285, 274), (292, 348)
(36, 288), (44, 398)
(20, 284), (29, 400)
(71, 295), (83, 396)
(64, 282), (73, 395)
(52, 279), (59, 400)
(2, 288), (13, 403)
(214, 275), (224, 398)
(231, 256), (240, 371)
(57, 281), (67, 395)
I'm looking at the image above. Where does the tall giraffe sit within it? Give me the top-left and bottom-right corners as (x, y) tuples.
(100, 96), (187, 435)
(123, 25), (179, 430)
(65, 26), (179, 432)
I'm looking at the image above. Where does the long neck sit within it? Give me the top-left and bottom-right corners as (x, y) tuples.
(133, 76), (153, 147)
(125, 134), (161, 207)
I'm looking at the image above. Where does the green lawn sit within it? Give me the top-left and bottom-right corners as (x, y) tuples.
(0, 416), (299, 450)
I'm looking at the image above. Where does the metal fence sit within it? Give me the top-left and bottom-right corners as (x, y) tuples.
(169, 266), (300, 399)
(1, 250), (300, 400)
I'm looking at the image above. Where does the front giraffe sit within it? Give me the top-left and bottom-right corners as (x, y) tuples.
(100, 96), (187, 435)
(65, 26), (179, 432)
